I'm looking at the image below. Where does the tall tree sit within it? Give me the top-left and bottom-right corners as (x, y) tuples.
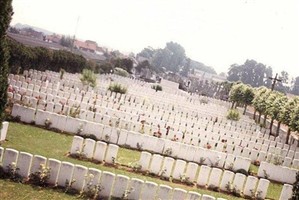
(229, 83), (244, 109)
(227, 59), (273, 88)
(270, 95), (288, 136)
(241, 86), (255, 115)
(0, 0), (13, 126)
(279, 98), (298, 144)
(265, 92), (282, 135)
(252, 87), (270, 123)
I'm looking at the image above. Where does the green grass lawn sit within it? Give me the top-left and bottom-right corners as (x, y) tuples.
(0, 122), (283, 199)
(0, 179), (77, 200)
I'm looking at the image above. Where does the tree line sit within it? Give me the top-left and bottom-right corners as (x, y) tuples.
(227, 59), (299, 95)
(137, 42), (217, 76)
(229, 83), (299, 144)
(6, 38), (134, 76)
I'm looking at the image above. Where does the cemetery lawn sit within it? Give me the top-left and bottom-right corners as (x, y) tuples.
(1, 122), (283, 200)
(0, 179), (76, 200)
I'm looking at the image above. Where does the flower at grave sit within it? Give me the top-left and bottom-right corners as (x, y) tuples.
(11, 162), (16, 168)
(88, 173), (94, 179)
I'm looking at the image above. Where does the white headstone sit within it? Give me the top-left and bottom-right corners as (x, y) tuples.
(172, 188), (187, 200)
(112, 175), (130, 198)
(201, 194), (216, 200)
(172, 160), (187, 180)
(0, 121), (9, 141)
(157, 184), (173, 200)
(279, 184), (293, 200)
(57, 162), (74, 187)
(84, 168), (102, 191)
(127, 178), (144, 200)
(72, 165), (88, 191)
(70, 136), (84, 155)
(105, 144), (119, 164)
(47, 158), (61, 185)
(99, 171), (115, 198)
(255, 179), (270, 199)
(243, 176), (258, 197)
(93, 141), (107, 163)
(219, 170), (235, 191)
(185, 162), (199, 182)
(208, 168), (223, 188)
(233, 156), (251, 172)
(82, 138), (96, 159)
(2, 148), (19, 172)
(17, 152), (33, 178)
(139, 151), (152, 171)
(197, 165), (211, 187)
(140, 181), (158, 200)
(232, 173), (246, 195)
(0, 147), (3, 162)
(149, 154), (164, 175)
(186, 191), (201, 200)
(161, 157), (175, 178)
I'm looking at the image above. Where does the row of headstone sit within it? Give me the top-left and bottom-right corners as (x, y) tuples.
(7, 105), (266, 175)
(138, 151), (266, 197)
(0, 147), (226, 200)
(8, 89), (289, 152)
(8, 72), (253, 133)
(257, 161), (298, 184)
(6, 81), (286, 153)
(11, 104), (299, 171)
(9, 72), (282, 151)
(70, 136), (119, 164)
(15, 69), (296, 144)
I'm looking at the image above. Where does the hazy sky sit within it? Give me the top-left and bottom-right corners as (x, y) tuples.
(11, 0), (299, 76)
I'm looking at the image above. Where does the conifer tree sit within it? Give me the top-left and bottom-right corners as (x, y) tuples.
(0, 0), (13, 126)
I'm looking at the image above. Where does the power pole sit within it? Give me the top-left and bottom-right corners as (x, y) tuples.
(269, 73), (282, 91)
(71, 16), (80, 53)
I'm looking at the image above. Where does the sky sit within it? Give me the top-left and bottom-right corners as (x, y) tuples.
(11, 0), (299, 77)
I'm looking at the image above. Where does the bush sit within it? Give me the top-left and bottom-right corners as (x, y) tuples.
(151, 85), (162, 92)
(28, 164), (50, 187)
(226, 109), (240, 121)
(108, 83), (127, 94)
(80, 69), (97, 88)
(114, 67), (129, 77)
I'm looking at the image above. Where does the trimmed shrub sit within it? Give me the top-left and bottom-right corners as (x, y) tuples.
(114, 67), (129, 77)
(151, 85), (162, 91)
(108, 83), (127, 94)
(227, 109), (240, 121)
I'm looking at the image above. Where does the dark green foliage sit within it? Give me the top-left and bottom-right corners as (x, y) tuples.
(292, 172), (299, 200)
(60, 35), (73, 48)
(97, 62), (113, 74)
(80, 69), (97, 88)
(114, 67), (129, 77)
(226, 109), (240, 121)
(108, 83), (127, 94)
(137, 42), (217, 75)
(0, 164), (23, 182)
(151, 85), (162, 92)
(28, 164), (50, 187)
(7, 39), (89, 74)
(227, 59), (273, 88)
(112, 58), (133, 73)
(235, 169), (248, 176)
(0, 0), (13, 126)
